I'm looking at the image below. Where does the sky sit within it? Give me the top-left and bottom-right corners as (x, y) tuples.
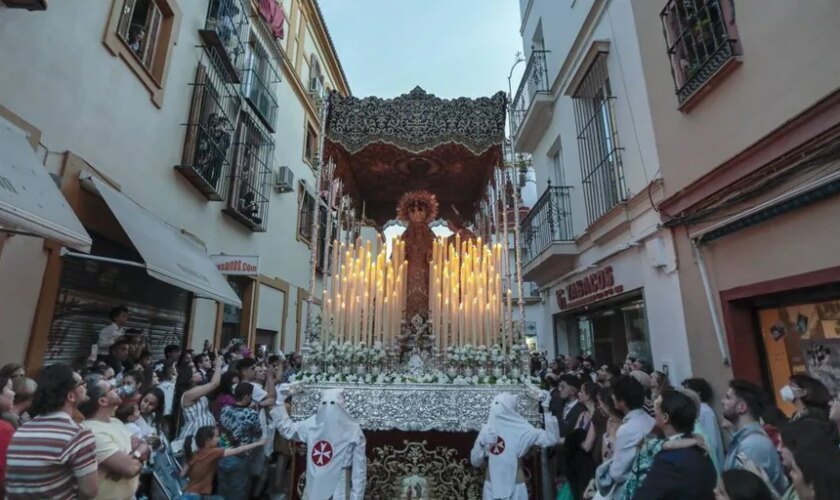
(318, 0), (526, 99)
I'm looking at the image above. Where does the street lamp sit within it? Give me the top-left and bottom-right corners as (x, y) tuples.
(506, 51), (526, 147)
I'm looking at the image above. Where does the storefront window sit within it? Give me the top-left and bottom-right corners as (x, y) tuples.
(221, 278), (246, 347)
(558, 293), (652, 367)
(758, 298), (840, 415)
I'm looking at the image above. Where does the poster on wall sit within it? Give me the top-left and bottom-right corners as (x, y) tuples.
(802, 339), (840, 396)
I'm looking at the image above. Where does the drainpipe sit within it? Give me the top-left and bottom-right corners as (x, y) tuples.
(691, 240), (730, 365)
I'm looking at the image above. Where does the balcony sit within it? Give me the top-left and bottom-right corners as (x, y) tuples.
(223, 112), (272, 231)
(521, 185), (577, 286)
(661, 0), (738, 106)
(242, 42), (280, 132)
(175, 53), (240, 201)
(511, 50), (553, 153)
(199, 0), (248, 83)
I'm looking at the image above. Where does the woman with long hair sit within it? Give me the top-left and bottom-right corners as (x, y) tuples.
(211, 371), (240, 423)
(779, 419), (840, 499)
(783, 374), (831, 422)
(174, 356), (222, 443)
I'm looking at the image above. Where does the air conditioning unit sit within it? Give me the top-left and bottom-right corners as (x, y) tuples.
(274, 166), (294, 193)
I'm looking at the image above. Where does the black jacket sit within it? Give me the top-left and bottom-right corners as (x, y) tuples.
(632, 446), (717, 500)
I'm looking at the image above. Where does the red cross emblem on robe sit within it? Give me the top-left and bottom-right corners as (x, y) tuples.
(311, 440), (334, 466)
(489, 436), (506, 455)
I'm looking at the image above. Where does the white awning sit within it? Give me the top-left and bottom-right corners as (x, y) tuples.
(83, 174), (242, 307)
(0, 120), (92, 252)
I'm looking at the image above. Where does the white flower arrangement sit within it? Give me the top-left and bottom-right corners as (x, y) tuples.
(305, 342), (324, 366)
(490, 345), (505, 365)
(352, 342), (369, 364)
(369, 342), (386, 364)
(336, 341), (354, 365)
(508, 343), (524, 365)
(293, 368), (542, 386)
(446, 345), (464, 364)
(474, 345), (489, 366)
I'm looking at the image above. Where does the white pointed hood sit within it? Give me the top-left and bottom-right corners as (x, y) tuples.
(304, 388), (361, 500)
(486, 393), (534, 499)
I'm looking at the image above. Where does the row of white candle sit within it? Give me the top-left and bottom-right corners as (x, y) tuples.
(428, 234), (512, 352)
(321, 235), (406, 346)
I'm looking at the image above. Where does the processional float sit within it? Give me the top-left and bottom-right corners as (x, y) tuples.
(292, 87), (541, 499)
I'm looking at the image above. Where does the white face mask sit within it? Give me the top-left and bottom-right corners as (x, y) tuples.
(121, 385), (136, 396)
(109, 379), (119, 388)
(780, 385), (796, 403)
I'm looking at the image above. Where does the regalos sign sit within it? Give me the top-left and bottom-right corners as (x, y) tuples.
(210, 255), (260, 276)
(556, 266), (624, 310)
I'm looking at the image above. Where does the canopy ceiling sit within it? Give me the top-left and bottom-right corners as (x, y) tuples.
(324, 87), (507, 226)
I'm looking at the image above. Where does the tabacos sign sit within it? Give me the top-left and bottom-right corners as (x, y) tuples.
(210, 255), (260, 276)
(556, 266), (624, 310)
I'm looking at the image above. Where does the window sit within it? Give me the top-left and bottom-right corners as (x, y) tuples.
(104, 0), (181, 107)
(243, 36), (280, 131)
(223, 111), (272, 231)
(176, 53), (239, 200)
(298, 185), (316, 242)
(551, 150), (565, 186)
(304, 123), (319, 166)
(572, 53), (626, 224)
(309, 55), (325, 98)
(661, 0), (739, 106)
(200, 0), (248, 83)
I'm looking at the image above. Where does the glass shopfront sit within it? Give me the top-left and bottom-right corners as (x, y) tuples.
(754, 289), (840, 415)
(555, 292), (653, 367)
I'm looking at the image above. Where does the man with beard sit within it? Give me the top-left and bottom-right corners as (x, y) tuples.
(721, 379), (788, 496)
(6, 365), (99, 499)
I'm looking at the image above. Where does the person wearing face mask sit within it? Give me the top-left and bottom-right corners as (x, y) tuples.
(272, 385), (366, 500)
(119, 370), (142, 406)
(780, 374), (831, 423)
(471, 390), (559, 500)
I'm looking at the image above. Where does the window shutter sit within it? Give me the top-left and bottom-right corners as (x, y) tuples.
(117, 0), (138, 40)
(181, 64), (208, 166)
(143, 4), (163, 69)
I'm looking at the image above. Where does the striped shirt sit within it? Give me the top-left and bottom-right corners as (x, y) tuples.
(6, 412), (97, 499)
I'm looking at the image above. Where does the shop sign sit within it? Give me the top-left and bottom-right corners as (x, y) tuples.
(556, 266), (624, 310)
(211, 254), (260, 276)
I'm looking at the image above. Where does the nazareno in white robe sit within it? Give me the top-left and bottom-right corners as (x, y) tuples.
(470, 392), (559, 500)
(271, 387), (366, 500)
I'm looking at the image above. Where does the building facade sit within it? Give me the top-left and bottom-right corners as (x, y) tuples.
(0, 0), (349, 370)
(514, 0), (693, 382)
(631, 0), (840, 407)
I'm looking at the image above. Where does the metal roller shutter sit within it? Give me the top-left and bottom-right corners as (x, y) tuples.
(45, 251), (192, 367)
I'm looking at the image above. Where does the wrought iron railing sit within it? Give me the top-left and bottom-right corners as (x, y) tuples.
(510, 50), (550, 139)
(176, 51), (240, 200)
(200, 0), (248, 82)
(521, 185), (574, 264)
(572, 53), (627, 224)
(242, 41), (280, 131)
(224, 112), (272, 231)
(660, 0), (736, 104)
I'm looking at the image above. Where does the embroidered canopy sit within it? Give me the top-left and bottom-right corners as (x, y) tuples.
(324, 87), (507, 226)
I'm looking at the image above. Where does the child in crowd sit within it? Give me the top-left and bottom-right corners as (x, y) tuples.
(116, 403), (142, 438)
(181, 426), (265, 499)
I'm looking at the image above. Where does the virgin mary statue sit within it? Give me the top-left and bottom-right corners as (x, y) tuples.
(396, 190), (438, 321)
